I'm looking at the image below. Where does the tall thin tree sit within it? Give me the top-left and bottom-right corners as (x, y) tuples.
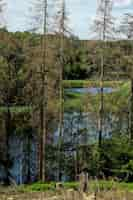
(120, 14), (133, 40)
(0, 0), (10, 184)
(93, 0), (114, 148)
(40, 0), (48, 182)
(56, 0), (66, 182)
(29, 0), (48, 182)
(53, 0), (70, 181)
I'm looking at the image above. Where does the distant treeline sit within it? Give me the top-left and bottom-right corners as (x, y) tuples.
(0, 29), (132, 85)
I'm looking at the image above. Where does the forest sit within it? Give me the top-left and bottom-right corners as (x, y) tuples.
(1, 0), (133, 199)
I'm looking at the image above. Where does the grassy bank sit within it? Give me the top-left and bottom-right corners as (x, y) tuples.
(0, 81), (130, 113)
(64, 81), (130, 112)
(0, 106), (32, 114)
(4, 180), (133, 193)
(64, 92), (84, 112)
(12, 182), (79, 193)
(90, 180), (133, 192)
(63, 80), (127, 88)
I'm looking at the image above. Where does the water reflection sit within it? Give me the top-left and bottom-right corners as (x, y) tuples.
(66, 87), (116, 94)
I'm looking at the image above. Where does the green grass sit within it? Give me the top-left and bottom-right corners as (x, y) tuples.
(64, 81), (130, 112)
(0, 106), (32, 114)
(17, 182), (79, 192)
(63, 80), (127, 88)
(64, 91), (84, 112)
(63, 182), (79, 190)
(14, 181), (133, 193)
(19, 182), (56, 192)
(118, 182), (133, 192)
(0, 81), (130, 113)
(92, 180), (133, 192)
(63, 80), (90, 88)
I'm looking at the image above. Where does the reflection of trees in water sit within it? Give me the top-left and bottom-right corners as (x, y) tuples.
(54, 108), (129, 180)
(61, 111), (128, 146)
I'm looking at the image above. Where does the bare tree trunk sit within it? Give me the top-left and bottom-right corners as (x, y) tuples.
(58, 47), (64, 181)
(98, 52), (104, 148)
(98, 5), (106, 149)
(94, 0), (114, 175)
(5, 104), (11, 184)
(129, 78), (133, 141)
(39, 0), (48, 182)
(27, 134), (31, 183)
(97, 0), (112, 148)
(5, 60), (12, 184)
(57, 0), (65, 182)
(74, 151), (78, 181)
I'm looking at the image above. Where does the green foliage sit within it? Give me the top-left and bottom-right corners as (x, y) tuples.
(17, 182), (79, 192)
(89, 180), (117, 191)
(63, 182), (79, 190)
(0, 106), (32, 114)
(16, 180), (133, 192)
(19, 182), (56, 192)
(64, 91), (83, 112)
(63, 80), (90, 88)
(99, 135), (133, 181)
(89, 180), (133, 192)
(63, 80), (124, 88)
(64, 81), (130, 113)
(0, 30), (133, 185)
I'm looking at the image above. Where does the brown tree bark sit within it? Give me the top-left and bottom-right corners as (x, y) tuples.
(39, 0), (48, 182)
(57, 0), (66, 182)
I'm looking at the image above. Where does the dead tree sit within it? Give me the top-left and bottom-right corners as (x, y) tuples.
(40, 0), (48, 182)
(55, 0), (68, 181)
(93, 0), (114, 148)
(120, 14), (133, 40)
(0, 1), (10, 184)
(28, 0), (48, 182)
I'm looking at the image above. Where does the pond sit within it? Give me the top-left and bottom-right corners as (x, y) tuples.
(0, 86), (127, 184)
(65, 87), (116, 94)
